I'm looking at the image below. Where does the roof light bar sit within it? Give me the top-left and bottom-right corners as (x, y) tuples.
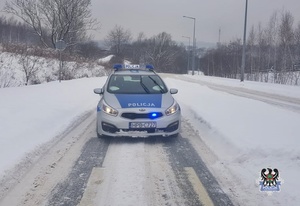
(113, 64), (154, 71)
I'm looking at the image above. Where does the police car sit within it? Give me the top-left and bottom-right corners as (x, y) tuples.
(93, 64), (181, 138)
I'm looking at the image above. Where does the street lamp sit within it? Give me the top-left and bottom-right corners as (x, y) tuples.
(241, 0), (248, 82)
(183, 15), (196, 75)
(182, 36), (190, 74)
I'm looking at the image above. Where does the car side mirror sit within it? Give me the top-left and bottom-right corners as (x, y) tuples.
(170, 88), (178, 94)
(94, 88), (104, 95)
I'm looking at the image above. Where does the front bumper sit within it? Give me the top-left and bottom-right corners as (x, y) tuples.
(96, 109), (181, 137)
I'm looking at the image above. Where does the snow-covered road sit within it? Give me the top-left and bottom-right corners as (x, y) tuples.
(175, 75), (300, 113)
(165, 75), (300, 206)
(0, 114), (232, 206)
(1, 75), (300, 206)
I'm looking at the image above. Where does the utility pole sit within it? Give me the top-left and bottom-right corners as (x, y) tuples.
(183, 16), (196, 75)
(182, 36), (191, 74)
(241, 0), (248, 82)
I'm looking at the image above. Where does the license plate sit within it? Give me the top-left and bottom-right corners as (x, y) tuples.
(129, 122), (157, 128)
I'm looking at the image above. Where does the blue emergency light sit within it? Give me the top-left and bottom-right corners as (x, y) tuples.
(151, 113), (157, 118)
(145, 64), (154, 70)
(113, 64), (123, 70)
(148, 112), (162, 119)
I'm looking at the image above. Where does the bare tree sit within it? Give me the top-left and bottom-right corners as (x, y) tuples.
(247, 25), (256, 76)
(279, 12), (294, 66)
(144, 32), (178, 71)
(18, 46), (40, 85)
(266, 12), (279, 70)
(105, 25), (132, 58)
(136, 32), (146, 42)
(129, 32), (147, 64)
(4, 0), (98, 49)
(0, 54), (20, 88)
(295, 22), (300, 65)
(277, 11), (294, 84)
(0, 16), (36, 45)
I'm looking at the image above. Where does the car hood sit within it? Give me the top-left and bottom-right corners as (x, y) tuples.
(103, 92), (174, 109)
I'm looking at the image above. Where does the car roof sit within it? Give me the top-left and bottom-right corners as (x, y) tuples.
(112, 64), (157, 75)
(113, 70), (156, 75)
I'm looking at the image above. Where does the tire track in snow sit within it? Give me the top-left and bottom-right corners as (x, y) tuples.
(47, 137), (110, 206)
(162, 136), (234, 206)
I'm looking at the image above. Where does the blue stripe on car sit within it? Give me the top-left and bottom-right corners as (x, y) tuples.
(115, 94), (162, 108)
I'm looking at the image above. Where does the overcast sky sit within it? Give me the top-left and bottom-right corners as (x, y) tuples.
(90, 0), (300, 45)
(1, 0), (300, 46)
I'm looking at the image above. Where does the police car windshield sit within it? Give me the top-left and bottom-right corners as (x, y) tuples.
(107, 75), (168, 94)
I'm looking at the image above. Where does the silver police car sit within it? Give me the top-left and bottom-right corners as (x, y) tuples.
(94, 64), (181, 138)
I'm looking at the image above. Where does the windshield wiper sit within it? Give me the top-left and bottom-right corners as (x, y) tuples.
(140, 76), (150, 94)
(148, 76), (165, 93)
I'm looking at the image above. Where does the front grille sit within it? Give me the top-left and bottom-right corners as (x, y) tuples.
(121, 112), (163, 120)
(122, 128), (156, 133)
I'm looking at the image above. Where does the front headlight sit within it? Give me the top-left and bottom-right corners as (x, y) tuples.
(102, 101), (118, 116)
(165, 101), (180, 116)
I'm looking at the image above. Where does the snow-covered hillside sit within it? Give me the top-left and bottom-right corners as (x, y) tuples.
(0, 52), (107, 87)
